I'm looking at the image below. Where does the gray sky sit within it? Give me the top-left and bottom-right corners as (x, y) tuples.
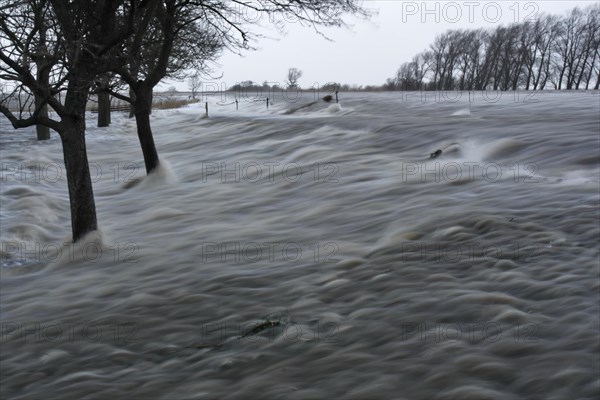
(161, 0), (598, 91)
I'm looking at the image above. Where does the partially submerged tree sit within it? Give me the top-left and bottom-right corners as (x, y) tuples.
(1, 0), (368, 242)
(111, 0), (368, 174)
(0, 0), (154, 242)
(0, 0), (54, 140)
(111, 1), (223, 173)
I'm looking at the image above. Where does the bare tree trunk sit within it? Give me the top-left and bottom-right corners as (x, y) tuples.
(49, 85), (96, 243)
(134, 84), (160, 173)
(61, 116), (98, 242)
(128, 87), (135, 118)
(533, 49), (549, 90)
(97, 91), (111, 127)
(53, 72), (99, 242)
(557, 66), (566, 90)
(525, 65), (533, 90)
(34, 95), (50, 140)
(584, 51), (597, 89)
(128, 64), (139, 119)
(96, 74), (112, 127)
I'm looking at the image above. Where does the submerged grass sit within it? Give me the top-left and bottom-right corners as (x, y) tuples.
(88, 96), (199, 113)
(153, 98), (199, 110)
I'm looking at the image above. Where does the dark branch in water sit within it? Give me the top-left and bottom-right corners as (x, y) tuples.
(185, 319), (283, 351)
(284, 101), (317, 114)
(430, 149), (442, 159)
(241, 320), (281, 339)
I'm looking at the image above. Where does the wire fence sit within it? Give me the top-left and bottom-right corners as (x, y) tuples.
(200, 90), (339, 117)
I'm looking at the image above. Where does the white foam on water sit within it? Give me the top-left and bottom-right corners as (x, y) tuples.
(450, 108), (471, 116)
(326, 103), (342, 113)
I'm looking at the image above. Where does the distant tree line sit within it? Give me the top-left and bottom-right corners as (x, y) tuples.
(228, 81), (282, 92)
(385, 5), (600, 91)
(226, 81), (383, 93)
(227, 6), (598, 95)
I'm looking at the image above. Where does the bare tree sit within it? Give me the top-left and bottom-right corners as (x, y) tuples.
(521, 16), (558, 90)
(552, 7), (587, 90)
(285, 67), (303, 88)
(535, 15), (559, 90)
(0, 0), (153, 242)
(111, 2), (224, 174)
(189, 73), (201, 99)
(575, 5), (600, 89)
(0, 0), (53, 140)
(111, 0), (366, 174)
(461, 30), (485, 90)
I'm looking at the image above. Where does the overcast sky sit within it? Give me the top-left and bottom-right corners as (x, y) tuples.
(160, 0), (598, 91)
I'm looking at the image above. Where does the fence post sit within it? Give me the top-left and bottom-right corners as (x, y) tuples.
(468, 90), (472, 114)
(205, 102), (208, 117)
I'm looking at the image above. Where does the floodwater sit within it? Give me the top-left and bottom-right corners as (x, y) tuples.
(1, 91), (599, 399)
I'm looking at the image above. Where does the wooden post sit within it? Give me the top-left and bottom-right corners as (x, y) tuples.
(205, 102), (208, 117)
(236, 99), (239, 110)
(468, 90), (472, 114)
(335, 90), (339, 103)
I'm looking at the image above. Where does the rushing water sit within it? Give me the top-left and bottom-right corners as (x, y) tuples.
(1, 91), (599, 399)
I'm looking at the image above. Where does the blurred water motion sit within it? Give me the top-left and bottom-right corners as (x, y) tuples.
(1, 91), (599, 399)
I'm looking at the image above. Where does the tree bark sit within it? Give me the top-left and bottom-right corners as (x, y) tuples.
(129, 85), (136, 119)
(61, 115), (98, 242)
(58, 73), (99, 242)
(134, 84), (160, 173)
(34, 95), (50, 140)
